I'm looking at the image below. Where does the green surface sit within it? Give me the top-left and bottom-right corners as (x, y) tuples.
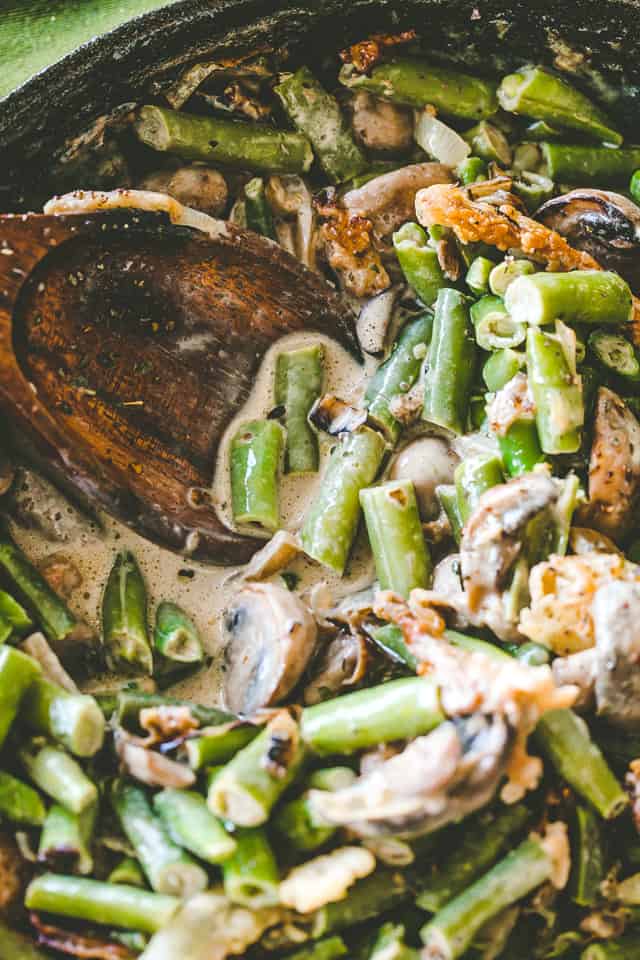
(0, 0), (178, 99)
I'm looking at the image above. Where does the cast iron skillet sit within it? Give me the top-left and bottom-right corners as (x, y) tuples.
(2, 0), (640, 213)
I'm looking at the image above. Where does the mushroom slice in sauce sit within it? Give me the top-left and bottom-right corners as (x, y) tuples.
(349, 92), (413, 153)
(223, 583), (317, 714)
(592, 580), (640, 730)
(138, 166), (228, 218)
(303, 629), (369, 705)
(390, 436), (460, 520)
(536, 190), (640, 293)
(581, 387), (640, 543)
(308, 715), (513, 839)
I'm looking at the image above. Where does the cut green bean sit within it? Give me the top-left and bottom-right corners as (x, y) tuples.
(365, 313), (433, 442)
(244, 177), (276, 238)
(436, 484), (463, 545)
(0, 920), (49, 960)
(498, 417), (545, 477)
(393, 223), (446, 307)
(498, 67), (622, 145)
(184, 723), (258, 770)
(0, 531), (77, 646)
(22, 676), (105, 757)
(0, 645), (40, 748)
(107, 856), (147, 888)
(631, 169), (640, 204)
(465, 256), (495, 296)
(301, 426), (386, 575)
(231, 419), (284, 532)
(285, 936), (348, 960)
(542, 142), (640, 185)
(153, 601), (203, 663)
(21, 741), (97, 814)
(526, 327), (584, 455)
(360, 479), (432, 597)
(423, 288), (477, 434)
(570, 804), (604, 907)
(0, 589), (32, 635)
(488, 259), (535, 297)
(589, 329), (640, 380)
(116, 690), (233, 732)
(222, 827), (279, 907)
(153, 788), (236, 864)
(300, 676), (443, 756)
(463, 121), (512, 165)
(366, 621), (418, 670)
(416, 804), (530, 912)
(471, 294), (526, 351)
(135, 105), (314, 174)
(454, 455), (504, 524)
(25, 874), (179, 934)
(101, 551), (153, 675)
(582, 934), (640, 959)
(456, 156), (488, 185)
(275, 66), (366, 183)
(420, 836), (554, 959)
(482, 348), (525, 392)
(0, 770), (46, 826)
(38, 802), (96, 875)
(339, 58), (498, 120)
(536, 709), (628, 819)
(312, 869), (409, 937)
(275, 345), (324, 474)
(274, 767), (355, 852)
(526, 120), (563, 140)
(513, 170), (554, 211)
(506, 270), (632, 328)
(208, 724), (305, 827)
(112, 780), (207, 897)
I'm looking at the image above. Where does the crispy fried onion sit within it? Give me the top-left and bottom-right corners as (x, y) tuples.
(30, 915), (134, 960)
(519, 552), (640, 655)
(317, 201), (390, 298)
(488, 373), (536, 438)
(262, 707), (302, 778)
(139, 705), (200, 742)
(115, 728), (195, 788)
(373, 589), (576, 802)
(340, 30), (417, 72)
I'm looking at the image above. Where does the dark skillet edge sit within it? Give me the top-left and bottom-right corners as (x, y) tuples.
(3, 0), (640, 211)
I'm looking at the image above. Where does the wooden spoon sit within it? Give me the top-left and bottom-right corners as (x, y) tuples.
(0, 192), (359, 564)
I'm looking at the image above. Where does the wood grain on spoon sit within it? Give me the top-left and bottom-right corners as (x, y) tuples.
(0, 191), (359, 564)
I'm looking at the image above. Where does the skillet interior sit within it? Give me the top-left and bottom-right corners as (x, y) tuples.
(2, 0), (640, 211)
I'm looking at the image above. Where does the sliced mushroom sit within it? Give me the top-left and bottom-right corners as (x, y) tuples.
(460, 473), (559, 640)
(222, 583), (317, 714)
(20, 633), (78, 692)
(309, 394), (367, 436)
(139, 166), (228, 218)
(266, 175), (317, 270)
(29, 915), (133, 960)
(303, 630), (369, 705)
(308, 714), (513, 839)
(592, 580), (640, 730)
(581, 388), (640, 543)
(342, 162), (454, 238)
(349, 92), (413, 153)
(115, 733), (196, 788)
(8, 468), (96, 543)
(390, 437), (460, 520)
(356, 285), (400, 355)
(537, 190), (640, 293)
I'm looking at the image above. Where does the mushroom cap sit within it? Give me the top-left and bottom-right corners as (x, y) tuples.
(390, 436), (459, 520)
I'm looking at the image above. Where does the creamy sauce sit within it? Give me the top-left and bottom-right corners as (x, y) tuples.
(10, 331), (375, 706)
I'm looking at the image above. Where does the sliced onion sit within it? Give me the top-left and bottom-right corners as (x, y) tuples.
(414, 110), (470, 167)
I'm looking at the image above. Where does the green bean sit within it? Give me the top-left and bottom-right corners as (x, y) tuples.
(369, 923), (418, 960)
(415, 804), (531, 913)
(360, 479), (432, 597)
(582, 934), (640, 959)
(208, 724), (305, 827)
(420, 836), (555, 959)
(300, 676), (443, 756)
(536, 709), (628, 819)
(230, 419), (284, 532)
(22, 676), (105, 757)
(25, 874), (179, 934)
(101, 551), (152, 676)
(365, 622), (419, 671)
(244, 177), (276, 238)
(112, 780), (207, 897)
(506, 270), (632, 328)
(507, 640), (551, 666)
(0, 530), (77, 646)
(513, 170), (555, 211)
(498, 66), (622, 144)
(301, 426), (386, 575)
(0, 645), (40, 747)
(184, 722), (258, 770)
(339, 58), (498, 120)
(0, 589), (32, 635)
(456, 156), (488, 185)
(526, 327), (583, 455)
(541, 142), (640, 184)
(436, 484), (463, 545)
(364, 313), (432, 442)
(454, 455), (504, 524)
(20, 741), (97, 814)
(589, 330), (640, 381)
(631, 169), (640, 204)
(488, 259), (535, 297)
(38, 802), (96, 875)
(0, 921), (49, 960)
(153, 601), (203, 663)
(107, 856), (147, 888)
(285, 936), (348, 960)
(0, 611), (11, 644)
(0, 770), (46, 826)
(526, 120), (563, 140)
(135, 105), (313, 174)
(470, 295), (526, 351)
(275, 66), (367, 183)
(392, 223), (446, 308)
(498, 417), (545, 477)
(153, 788), (236, 865)
(570, 804), (604, 907)
(463, 121), (512, 165)
(482, 348), (525, 392)
(222, 827), (279, 907)
(274, 767), (355, 852)
(465, 256), (495, 296)
(423, 288), (477, 434)
(116, 690), (233, 732)
(312, 869), (409, 937)
(275, 345), (324, 474)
